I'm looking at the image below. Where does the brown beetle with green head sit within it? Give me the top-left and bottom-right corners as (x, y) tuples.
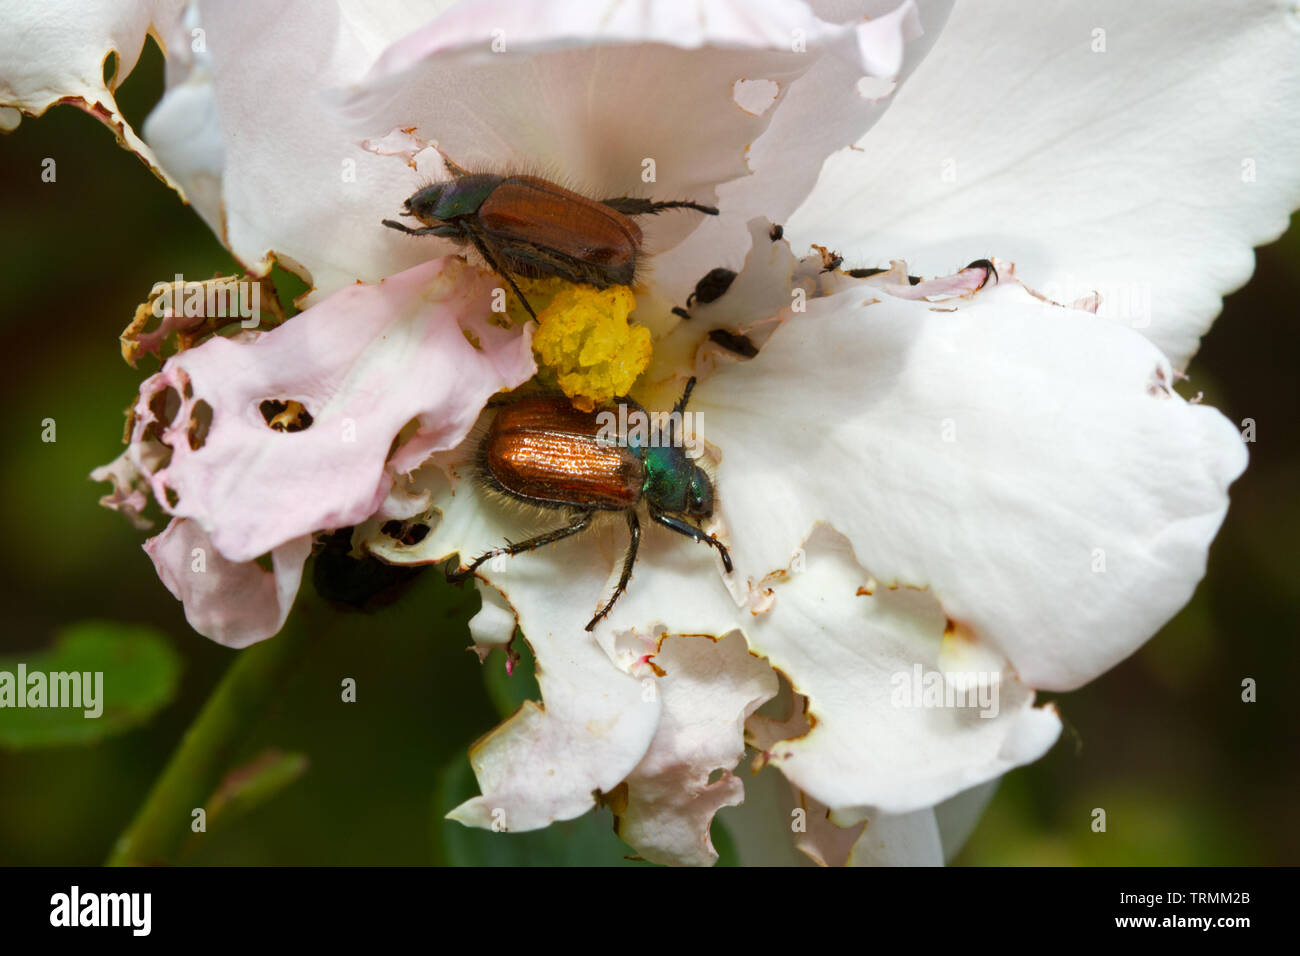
(383, 160), (718, 318)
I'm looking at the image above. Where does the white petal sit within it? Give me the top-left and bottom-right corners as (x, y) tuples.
(141, 2), (225, 236)
(0, 0), (187, 191)
(744, 528), (1061, 814)
(339, 0), (931, 302)
(659, 1), (952, 295)
(445, 584), (662, 832)
(616, 632), (779, 866)
(698, 279), (1248, 690)
(144, 518), (309, 647)
(799, 796), (944, 866)
(789, 0), (1300, 368)
(141, 0), (448, 290)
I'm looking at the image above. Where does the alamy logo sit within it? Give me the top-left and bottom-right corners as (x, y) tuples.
(0, 665), (102, 718)
(594, 404), (703, 455)
(150, 273), (261, 328)
(50, 886), (151, 936)
(889, 663), (1000, 718)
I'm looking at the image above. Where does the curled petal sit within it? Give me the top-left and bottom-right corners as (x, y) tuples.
(144, 518), (309, 647)
(90, 449), (155, 531)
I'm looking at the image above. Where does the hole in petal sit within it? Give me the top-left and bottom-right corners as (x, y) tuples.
(188, 400), (213, 450)
(732, 78), (780, 117)
(102, 51), (119, 87)
(381, 520), (430, 547)
(260, 399), (314, 432)
(162, 485), (179, 509)
(150, 386), (182, 429)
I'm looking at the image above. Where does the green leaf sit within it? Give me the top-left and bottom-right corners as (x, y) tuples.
(0, 620), (181, 749)
(433, 754), (650, 866)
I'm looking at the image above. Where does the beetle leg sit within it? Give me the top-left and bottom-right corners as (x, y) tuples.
(586, 510), (641, 631)
(650, 508), (733, 573)
(599, 197), (719, 217)
(447, 509), (594, 581)
(382, 219), (460, 237)
(459, 225), (539, 320)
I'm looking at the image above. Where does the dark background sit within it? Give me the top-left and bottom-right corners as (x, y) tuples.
(1, 44), (1295, 865)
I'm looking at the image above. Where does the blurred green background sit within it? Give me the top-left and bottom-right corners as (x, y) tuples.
(1, 44), (1296, 866)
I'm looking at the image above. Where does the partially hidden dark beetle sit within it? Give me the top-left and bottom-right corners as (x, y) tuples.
(382, 159), (718, 319)
(447, 377), (731, 631)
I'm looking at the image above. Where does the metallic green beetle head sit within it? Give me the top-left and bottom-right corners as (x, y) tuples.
(404, 173), (503, 230)
(642, 446), (715, 520)
(685, 464), (714, 519)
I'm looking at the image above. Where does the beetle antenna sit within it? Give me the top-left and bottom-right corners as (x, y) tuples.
(674, 376), (697, 416)
(671, 376), (698, 448)
(650, 200), (719, 216)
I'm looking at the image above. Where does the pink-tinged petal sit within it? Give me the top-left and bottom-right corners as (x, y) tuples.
(0, 0), (188, 192)
(89, 449), (156, 531)
(124, 256), (533, 563)
(615, 632), (779, 866)
(144, 518), (310, 647)
(789, 0), (1300, 369)
(696, 270), (1248, 691)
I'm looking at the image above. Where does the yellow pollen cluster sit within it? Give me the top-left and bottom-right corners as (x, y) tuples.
(530, 283), (651, 411)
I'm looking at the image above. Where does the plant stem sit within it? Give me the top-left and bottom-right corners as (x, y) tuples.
(106, 611), (314, 866)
